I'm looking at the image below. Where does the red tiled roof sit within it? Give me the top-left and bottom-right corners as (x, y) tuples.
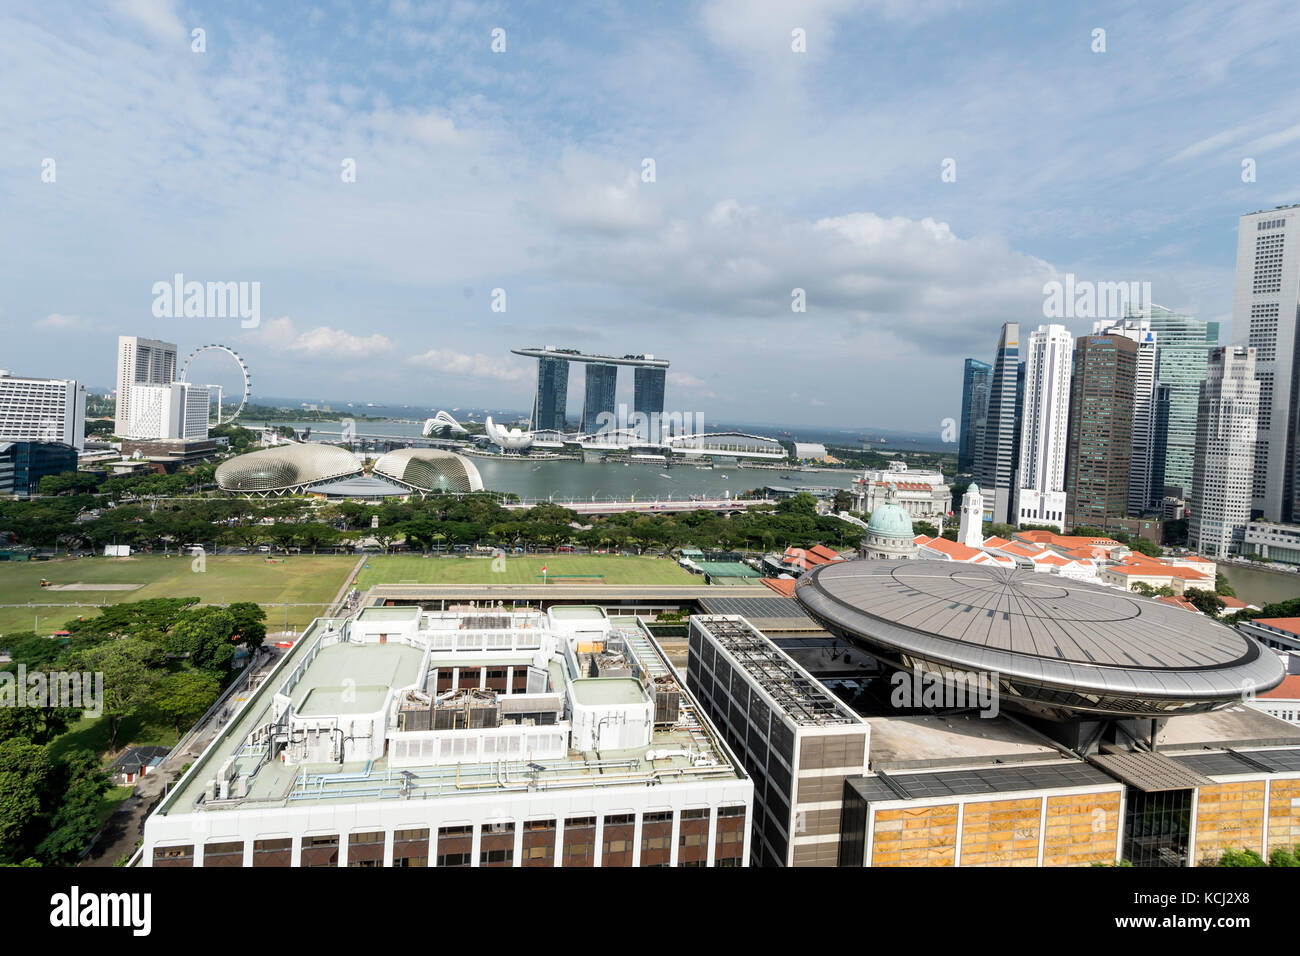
(808, 544), (841, 561)
(1261, 675), (1300, 700)
(983, 536), (1012, 548)
(761, 577), (798, 598)
(1253, 618), (1300, 637)
(921, 537), (984, 561)
(1219, 596), (1249, 609)
(1156, 595), (1200, 612)
(1014, 530), (1123, 548)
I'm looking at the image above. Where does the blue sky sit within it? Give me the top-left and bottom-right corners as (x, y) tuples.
(2, 0), (1298, 432)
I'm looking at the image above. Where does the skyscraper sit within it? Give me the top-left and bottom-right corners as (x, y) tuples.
(633, 365), (667, 443)
(1231, 205), (1300, 521)
(1149, 383), (1172, 508)
(1094, 318), (1159, 515)
(532, 355), (570, 432)
(0, 370), (87, 451)
(975, 323), (1021, 525)
(115, 336), (178, 436)
(1133, 306), (1219, 499)
(1014, 324), (1073, 531)
(1189, 347), (1260, 558)
(1065, 334), (1137, 531)
(582, 364), (617, 434)
(958, 359), (992, 474)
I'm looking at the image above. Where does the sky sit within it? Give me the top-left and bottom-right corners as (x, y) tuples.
(2, 0), (1299, 434)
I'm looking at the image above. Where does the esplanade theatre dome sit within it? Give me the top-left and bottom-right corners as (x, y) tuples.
(372, 448), (484, 495)
(215, 443), (361, 495)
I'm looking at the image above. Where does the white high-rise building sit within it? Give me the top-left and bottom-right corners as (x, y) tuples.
(0, 370), (87, 450)
(1189, 347), (1260, 558)
(1231, 206), (1300, 521)
(1014, 324), (1072, 531)
(958, 483), (984, 548)
(116, 336), (178, 436)
(126, 382), (210, 441)
(1094, 319), (1159, 514)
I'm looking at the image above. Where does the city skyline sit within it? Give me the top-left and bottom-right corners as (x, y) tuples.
(4, 2), (1300, 430)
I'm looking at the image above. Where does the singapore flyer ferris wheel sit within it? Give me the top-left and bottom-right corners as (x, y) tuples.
(179, 344), (252, 425)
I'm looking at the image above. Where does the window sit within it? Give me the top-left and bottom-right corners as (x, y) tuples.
(252, 838), (292, 867)
(153, 844), (194, 868)
(201, 841), (243, 867)
(301, 834), (340, 868)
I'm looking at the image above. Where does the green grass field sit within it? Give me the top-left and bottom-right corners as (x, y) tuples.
(0, 555), (357, 637)
(353, 554), (697, 588)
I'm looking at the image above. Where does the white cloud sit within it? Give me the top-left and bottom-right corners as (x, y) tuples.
(406, 348), (530, 382)
(254, 318), (392, 358)
(35, 313), (90, 332)
(115, 0), (187, 42)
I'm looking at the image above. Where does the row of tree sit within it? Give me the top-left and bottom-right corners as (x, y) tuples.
(2, 488), (862, 556)
(0, 598), (266, 865)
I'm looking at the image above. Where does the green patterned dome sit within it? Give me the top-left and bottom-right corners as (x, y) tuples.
(866, 501), (914, 539)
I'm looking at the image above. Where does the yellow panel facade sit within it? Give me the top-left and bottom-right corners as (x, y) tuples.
(1266, 777), (1300, 856)
(1194, 781), (1267, 865)
(870, 804), (958, 867)
(1042, 792), (1121, 866)
(959, 798), (1042, 867)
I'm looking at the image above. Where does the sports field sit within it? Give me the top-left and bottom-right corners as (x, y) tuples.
(353, 554), (697, 589)
(0, 555), (357, 637)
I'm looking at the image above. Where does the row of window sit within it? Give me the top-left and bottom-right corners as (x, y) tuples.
(153, 808), (748, 867)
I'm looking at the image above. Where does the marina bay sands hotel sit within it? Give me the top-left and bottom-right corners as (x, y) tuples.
(512, 346), (669, 437)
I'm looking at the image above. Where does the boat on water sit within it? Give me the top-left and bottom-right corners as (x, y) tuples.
(658, 473), (672, 479)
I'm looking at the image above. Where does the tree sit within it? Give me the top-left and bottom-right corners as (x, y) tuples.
(150, 671), (220, 736)
(226, 602), (267, 650)
(34, 749), (111, 865)
(0, 738), (52, 863)
(296, 522), (339, 554)
(1216, 847), (1266, 867)
(74, 638), (164, 751)
(1126, 537), (1163, 558)
(0, 704), (76, 746)
(1185, 589), (1226, 617)
(165, 608), (238, 678)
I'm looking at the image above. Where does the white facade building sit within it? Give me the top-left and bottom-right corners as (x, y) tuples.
(115, 335), (177, 436)
(1095, 319), (1159, 514)
(1231, 206), (1300, 520)
(1189, 347), (1260, 558)
(141, 603), (752, 868)
(1014, 324), (1072, 531)
(851, 460), (951, 519)
(0, 370), (86, 451)
(125, 382), (210, 440)
(1242, 521), (1300, 564)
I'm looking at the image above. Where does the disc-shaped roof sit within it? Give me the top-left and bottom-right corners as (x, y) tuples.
(794, 560), (1285, 713)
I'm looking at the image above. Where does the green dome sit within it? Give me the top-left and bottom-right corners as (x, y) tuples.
(866, 501), (914, 539)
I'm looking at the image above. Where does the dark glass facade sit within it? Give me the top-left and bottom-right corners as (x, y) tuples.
(959, 358), (992, 474)
(532, 357), (569, 432)
(0, 440), (77, 497)
(975, 323), (1022, 524)
(1122, 787), (1192, 867)
(633, 366), (666, 442)
(582, 363), (618, 434)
